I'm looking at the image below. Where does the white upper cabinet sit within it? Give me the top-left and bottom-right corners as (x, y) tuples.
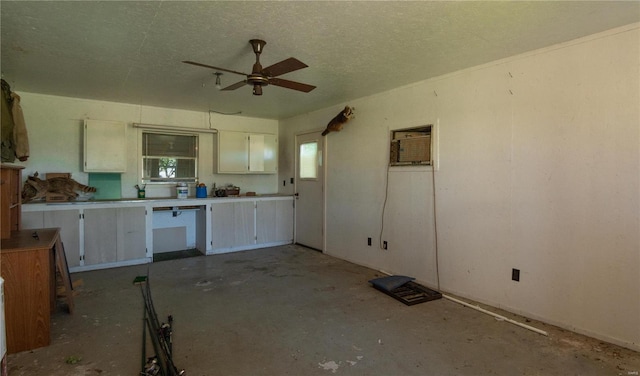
(260, 133), (277, 173)
(249, 134), (265, 172)
(84, 119), (127, 172)
(218, 131), (249, 173)
(216, 131), (277, 174)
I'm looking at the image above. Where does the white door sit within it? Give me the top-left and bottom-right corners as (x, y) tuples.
(295, 131), (324, 250)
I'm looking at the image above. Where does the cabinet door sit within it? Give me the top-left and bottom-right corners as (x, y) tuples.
(117, 207), (146, 261)
(249, 134), (277, 173)
(211, 201), (255, 251)
(256, 200), (277, 243)
(263, 134), (278, 173)
(256, 200), (293, 244)
(1, 166), (22, 238)
(211, 202), (235, 250)
(218, 131), (249, 173)
(22, 211), (45, 230)
(22, 210), (81, 267)
(45, 210), (81, 267)
(84, 120), (127, 172)
(84, 208), (118, 265)
(234, 201), (255, 247)
(249, 134), (265, 172)
(274, 199), (294, 243)
(217, 131), (277, 174)
(84, 207), (146, 265)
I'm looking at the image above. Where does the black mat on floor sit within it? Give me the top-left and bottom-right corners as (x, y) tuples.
(372, 281), (442, 306)
(153, 249), (202, 262)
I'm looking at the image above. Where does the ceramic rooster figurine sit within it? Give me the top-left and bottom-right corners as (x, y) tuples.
(321, 106), (354, 136)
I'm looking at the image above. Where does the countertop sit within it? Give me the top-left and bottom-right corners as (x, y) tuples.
(21, 194), (294, 210)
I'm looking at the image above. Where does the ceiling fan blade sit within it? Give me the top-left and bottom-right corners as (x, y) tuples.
(182, 61), (248, 76)
(221, 80), (248, 91)
(269, 77), (316, 93)
(262, 57), (308, 77)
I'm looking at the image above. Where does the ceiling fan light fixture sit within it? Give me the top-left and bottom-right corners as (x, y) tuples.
(214, 72), (222, 90)
(253, 84), (263, 96)
(250, 39), (266, 54)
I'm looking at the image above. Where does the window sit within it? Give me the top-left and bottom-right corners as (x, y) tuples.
(389, 125), (432, 166)
(142, 132), (198, 183)
(299, 141), (318, 179)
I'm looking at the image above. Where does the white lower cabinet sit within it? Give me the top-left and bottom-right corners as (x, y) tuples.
(210, 201), (255, 252)
(23, 207), (146, 270)
(21, 196), (293, 270)
(210, 197), (294, 253)
(83, 207), (146, 266)
(22, 209), (81, 267)
(256, 199), (293, 244)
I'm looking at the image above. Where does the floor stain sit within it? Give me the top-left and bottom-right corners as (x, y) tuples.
(318, 360), (340, 373)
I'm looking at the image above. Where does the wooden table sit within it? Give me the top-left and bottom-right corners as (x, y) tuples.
(0, 228), (74, 354)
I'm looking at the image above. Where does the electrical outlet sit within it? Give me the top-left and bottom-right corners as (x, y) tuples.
(283, 180), (286, 186)
(290, 177), (294, 184)
(383, 241), (388, 250)
(367, 237), (372, 246)
(512, 268), (520, 282)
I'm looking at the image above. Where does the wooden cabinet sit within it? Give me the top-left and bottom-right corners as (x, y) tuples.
(216, 131), (277, 174)
(84, 119), (127, 172)
(0, 229), (58, 353)
(0, 164), (24, 239)
(83, 207), (146, 265)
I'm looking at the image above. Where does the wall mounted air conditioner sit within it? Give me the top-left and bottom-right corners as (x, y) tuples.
(389, 126), (432, 166)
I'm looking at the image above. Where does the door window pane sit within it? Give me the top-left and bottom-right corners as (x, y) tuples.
(299, 141), (318, 179)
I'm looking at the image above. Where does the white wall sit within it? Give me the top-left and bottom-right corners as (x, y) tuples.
(14, 94), (279, 198)
(279, 24), (640, 350)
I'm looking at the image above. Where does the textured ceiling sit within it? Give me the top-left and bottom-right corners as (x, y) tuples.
(1, 1), (639, 120)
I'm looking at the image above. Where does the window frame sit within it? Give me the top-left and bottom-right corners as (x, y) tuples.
(140, 130), (199, 184)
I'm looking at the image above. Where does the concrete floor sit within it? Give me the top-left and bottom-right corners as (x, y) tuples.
(6, 244), (640, 376)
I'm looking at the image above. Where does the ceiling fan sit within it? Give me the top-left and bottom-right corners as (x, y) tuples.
(183, 39), (315, 96)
